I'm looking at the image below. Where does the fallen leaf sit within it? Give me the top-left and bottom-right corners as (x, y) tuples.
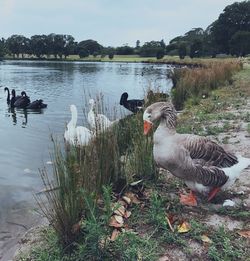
(110, 229), (120, 241)
(201, 234), (212, 243)
(122, 196), (131, 205)
(166, 216), (174, 232)
(130, 179), (143, 186)
(114, 215), (124, 224)
(71, 222), (81, 234)
(237, 230), (250, 238)
(114, 205), (126, 216)
(177, 221), (191, 233)
(180, 193), (197, 207)
(124, 192), (141, 204)
(124, 210), (132, 218)
(109, 216), (123, 228)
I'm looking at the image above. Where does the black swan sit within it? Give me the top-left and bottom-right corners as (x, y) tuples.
(10, 89), (22, 107)
(14, 91), (31, 108)
(4, 87), (10, 104)
(119, 92), (144, 113)
(26, 99), (47, 109)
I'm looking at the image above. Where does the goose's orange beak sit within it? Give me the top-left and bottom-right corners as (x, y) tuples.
(144, 120), (152, 135)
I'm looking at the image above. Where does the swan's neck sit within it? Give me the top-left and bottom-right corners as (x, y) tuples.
(69, 109), (77, 127)
(6, 90), (10, 102)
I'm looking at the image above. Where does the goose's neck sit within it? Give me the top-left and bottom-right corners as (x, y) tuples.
(159, 119), (176, 134)
(160, 114), (177, 131)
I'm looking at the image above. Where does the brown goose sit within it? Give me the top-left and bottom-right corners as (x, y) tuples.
(143, 102), (250, 205)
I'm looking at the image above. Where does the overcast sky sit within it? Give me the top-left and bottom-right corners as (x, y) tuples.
(0, 0), (244, 47)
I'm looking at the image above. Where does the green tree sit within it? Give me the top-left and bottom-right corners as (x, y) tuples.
(211, 1), (250, 53)
(139, 41), (165, 57)
(116, 45), (134, 55)
(62, 35), (76, 58)
(30, 35), (49, 58)
(178, 43), (187, 59)
(190, 39), (203, 58)
(156, 49), (165, 59)
(136, 40), (140, 48)
(6, 35), (30, 58)
(230, 31), (250, 56)
(79, 48), (89, 58)
(0, 38), (6, 58)
(77, 39), (103, 56)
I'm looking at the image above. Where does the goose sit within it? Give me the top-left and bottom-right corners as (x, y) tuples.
(119, 92), (144, 113)
(143, 101), (250, 205)
(26, 99), (47, 109)
(64, 104), (92, 146)
(88, 98), (115, 132)
(14, 91), (30, 108)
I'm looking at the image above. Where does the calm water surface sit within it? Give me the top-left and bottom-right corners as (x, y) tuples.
(0, 60), (172, 259)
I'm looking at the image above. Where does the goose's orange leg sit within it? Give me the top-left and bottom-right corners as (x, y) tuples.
(180, 191), (197, 206)
(208, 187), (220, 202)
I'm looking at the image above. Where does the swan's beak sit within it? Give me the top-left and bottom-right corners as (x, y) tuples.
(144, 120), (152, 135)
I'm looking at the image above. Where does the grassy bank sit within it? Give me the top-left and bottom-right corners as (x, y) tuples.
(5, 54), (248, 66)
(15, 61), (250, 261)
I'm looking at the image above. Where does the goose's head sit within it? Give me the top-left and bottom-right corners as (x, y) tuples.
(4, 87), (9, 92)
(11, 89), (16, 97)
(21, 91), (27, 97)
(143, 102), (177, 135)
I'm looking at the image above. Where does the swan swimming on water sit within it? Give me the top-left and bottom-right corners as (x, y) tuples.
(64, 104), (92, 146)
(14, 91), (31, 108)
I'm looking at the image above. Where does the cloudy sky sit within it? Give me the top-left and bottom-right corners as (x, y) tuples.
(0, 0), (244, 47)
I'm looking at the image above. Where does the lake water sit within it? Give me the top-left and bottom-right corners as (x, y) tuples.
(0, 60), (172, 259)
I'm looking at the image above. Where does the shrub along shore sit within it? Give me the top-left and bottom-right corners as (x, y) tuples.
(14, 58), (250, 261)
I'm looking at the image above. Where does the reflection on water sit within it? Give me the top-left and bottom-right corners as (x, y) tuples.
(0, 60), (173, 259)
(6, 107), (45, 128)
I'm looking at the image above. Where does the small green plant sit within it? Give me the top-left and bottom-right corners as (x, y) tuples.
(111, 232), (160, 261)
(208, 226), (244, 261)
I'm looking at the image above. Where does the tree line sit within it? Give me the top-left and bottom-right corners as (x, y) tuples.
(0, 1), (249, 60)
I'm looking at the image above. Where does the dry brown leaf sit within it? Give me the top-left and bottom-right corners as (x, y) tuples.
(71, 222), (81, 234)
(166, 216), (174, 232)
(201, 234), (212, 243)
(110, 229), (120, 241)
(124, 210), (132, 218)
(109, 216), (123, 228)
(114, 205), (126, 216)
(177, 221), (191, 233)
(122, 196), (131, 205)
(124, 192), (141, 204)
(180, 193), (197, 207)
(237, 230), (250, 238)
(114, 215), (124, 224)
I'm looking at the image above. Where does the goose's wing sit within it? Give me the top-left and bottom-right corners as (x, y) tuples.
(168, 145), (229, 188)
(181, 135), (238, 168)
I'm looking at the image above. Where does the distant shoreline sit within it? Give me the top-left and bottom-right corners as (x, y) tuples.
(2, 56), (204, 68)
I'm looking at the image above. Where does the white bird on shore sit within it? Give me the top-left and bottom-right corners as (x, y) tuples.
(64, 104), (92, 146)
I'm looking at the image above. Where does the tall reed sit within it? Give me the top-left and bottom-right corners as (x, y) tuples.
(36, 93), (159, 248)
(170, 60), (242, 109)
